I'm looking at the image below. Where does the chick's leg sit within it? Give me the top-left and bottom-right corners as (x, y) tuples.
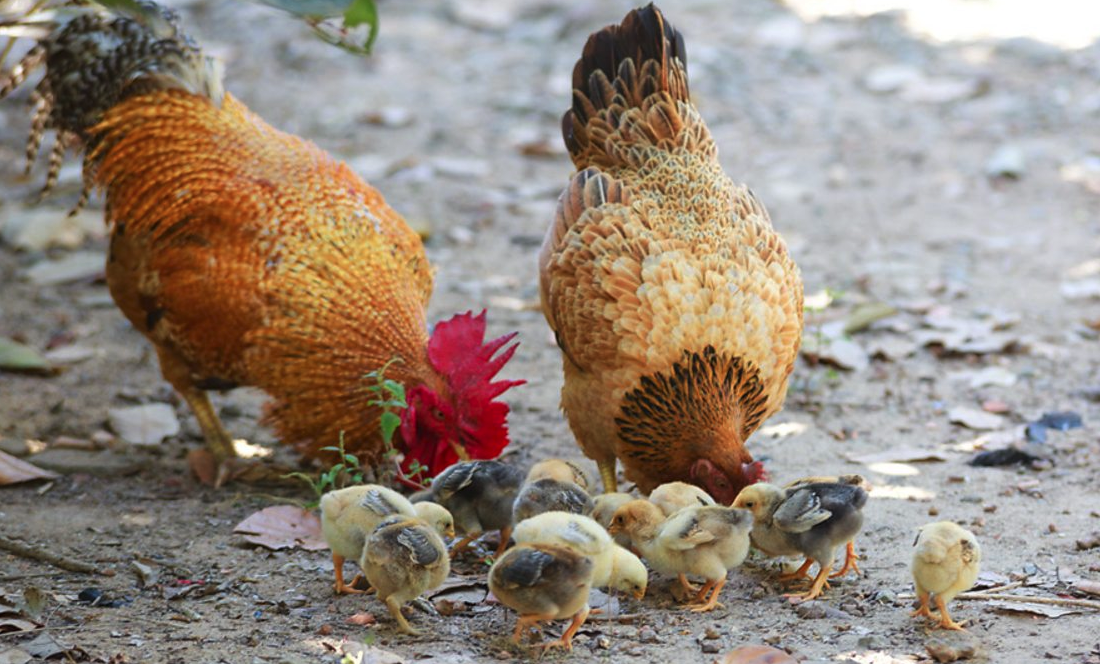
(690, 579), (716, 604)
(689, 577), (727, 612)
(449, 533), (478, 558)
(829, 541), (861, 578)
(512, 614), (551, 644)
(543, 605), (590, 652)
(778, 558), (814, 584)
(933, 595), (968, 631)
(331, 553), (366, 595)
(678, 573), (700, 594)
(385, 596), (418, 635)
(784, 562), (831, 601)
(494, 526), (513, 558)
(910, 589), (936, 621)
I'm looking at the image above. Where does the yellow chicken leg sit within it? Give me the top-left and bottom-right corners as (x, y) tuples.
(778, 558), (814, 584)
(829, 541), (861, 578)
(512, 614), (552, 644)
(678, 573), (700, 594)
(542, 606), (590, 651)
(689, 577), (726, 612)
(598, 459), (618, 494)
(331, 553), (366, 595)
(784, 562), (832, 601)
(159, 349), (236, 462)
(494, 526), (513, 558)
(934, 595), (968, 631)
(910, 590), (937, 621)
(449, 533), (478, 558)
(385, 596), (418, 635)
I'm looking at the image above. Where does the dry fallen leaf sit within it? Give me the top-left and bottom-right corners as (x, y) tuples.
(988, 600), (1081, 618)
(0, 450), (59, 486)
(948, 406), (1006, 430)
(233, 505), (326, 551)
(345, 612), (377, 626)
(719, 644), (797, 664)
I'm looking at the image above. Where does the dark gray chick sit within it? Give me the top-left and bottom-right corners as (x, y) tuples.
(413, 460), (524, 557)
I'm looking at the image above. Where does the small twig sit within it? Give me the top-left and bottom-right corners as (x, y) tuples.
(956, 592), (1100, 609)
(0, 534), (114, 577)
(897, 588), (1100, 609)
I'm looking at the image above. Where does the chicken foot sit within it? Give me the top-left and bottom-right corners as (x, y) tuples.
(512, 613), (552, 644)
(688, 577), (726, 612)
(597, 459), (618, 494)
(777, 558), (814, 583)
(331, 553), (367, 595)
(385, 596), (419, 635)
(829, 541), (860, 578)
(541, 605), (591, 652)
(911, 592), (968, 631)
(783, 562), (832, 601)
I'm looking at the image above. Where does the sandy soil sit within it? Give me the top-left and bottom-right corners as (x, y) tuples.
(2, 1), (1099, 662)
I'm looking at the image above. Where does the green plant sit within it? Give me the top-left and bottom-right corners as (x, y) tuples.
(284, 432), (365, 507)
(365, 361), (431, 490)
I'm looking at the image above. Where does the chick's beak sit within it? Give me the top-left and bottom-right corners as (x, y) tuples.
(633, 588), (646, 600)
(446, 527), (456, 539)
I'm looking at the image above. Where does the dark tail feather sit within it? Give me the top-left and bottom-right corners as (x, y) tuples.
(562, 3), (690, 166)
(0, 1), (222, 204)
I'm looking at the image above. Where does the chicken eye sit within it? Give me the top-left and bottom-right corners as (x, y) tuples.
(743, 501), (754, 508)
(431, 408), (444, 420)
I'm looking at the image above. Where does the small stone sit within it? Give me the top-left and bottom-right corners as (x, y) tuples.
(108, 403), (181, 446)
(983, 504), (997, 513)
(985, 144), (1026, 179)
(794, 601), (852, 620)
(638, 626), (659, 644)
(928, 506), (940, 516)
(926, 631), (983, 662)
(857, 635), (889, 650)
(704, 626), (720, 640)
(27, 448), (147, 476)
(596, 636), (611, 650)
(24, 251), (105, 285)
(700, 641), (721, 654)
(1048, 523), (1057, 533)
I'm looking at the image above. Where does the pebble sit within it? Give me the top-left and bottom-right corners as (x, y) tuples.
(857, 635), (889, 650)
(926, 632), (983, 662)
(985, 144), (1026, 179)
(108, 403), (181, 445)
(24, 251), (105, 286)
(700, 640), (721, 654)
(637, 626), (659, 644)
(703, 626), (721, 640)
(794, 601), (852, 620)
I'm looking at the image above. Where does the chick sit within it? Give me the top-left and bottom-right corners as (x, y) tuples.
(414, 501), (456, 541)
(320, 484), (417, 594)
(526, 458), (591, 491)
(782, 474), (869, 577)
(512, 478), (594, 524)
(512, 511), (647, 599)
(489, 543), (595, 651)
(911, 521), (981, 631)
(413, 460), (524, 557)
(592, 492), (635, 548)
(733, 480), (867, 601)
(649, 481), (717, 516)
(609, 500), (752, 611)
(361, 515), (450, 635)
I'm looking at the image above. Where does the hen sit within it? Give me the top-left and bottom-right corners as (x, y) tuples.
(0, 1), (522, 483)
(539, 3), (803, 503)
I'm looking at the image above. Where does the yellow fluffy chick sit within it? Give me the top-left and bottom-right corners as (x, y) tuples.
(649, 481), (716, 516)
(361, 515), (450, 635)
(609, 500), (752, 611)
(592, 492), (635, 548)
(414, 502), (456, 541)
(489, 543), (595, 651)
(320, 484), (417, 594)
(911, 521), (981, 631)
(527, 458), (592, 491)
(733, 480), (867, 601)
(512, 511), (647, 599)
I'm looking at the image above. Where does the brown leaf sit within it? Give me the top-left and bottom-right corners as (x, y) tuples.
(0, 450), (59, 486)
(233, 505), (326, 551)
(719, 645), (797, 664)
(1074, 580), (1100, 596)
(345, 612), (377, 626)
(187, 449), (218, 486)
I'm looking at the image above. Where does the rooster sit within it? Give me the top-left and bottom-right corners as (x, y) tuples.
(0, 1), (523, 484)
(539, 4), (803, 504)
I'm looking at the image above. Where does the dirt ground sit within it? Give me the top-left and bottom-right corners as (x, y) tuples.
(2, 0), (1100, 662)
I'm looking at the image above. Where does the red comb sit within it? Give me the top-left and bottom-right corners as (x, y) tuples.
(428, 310), (525, 397)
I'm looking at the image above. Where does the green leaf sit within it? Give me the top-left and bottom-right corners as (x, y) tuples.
(384, 379), (406, 405)
(0, 337), (53, 374)
(341, 0), (378, 53)
(379, 411), (401, 445)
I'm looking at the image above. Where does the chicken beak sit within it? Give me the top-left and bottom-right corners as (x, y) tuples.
(633, 589), (646, 600)
(446, 527), (456, 540)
